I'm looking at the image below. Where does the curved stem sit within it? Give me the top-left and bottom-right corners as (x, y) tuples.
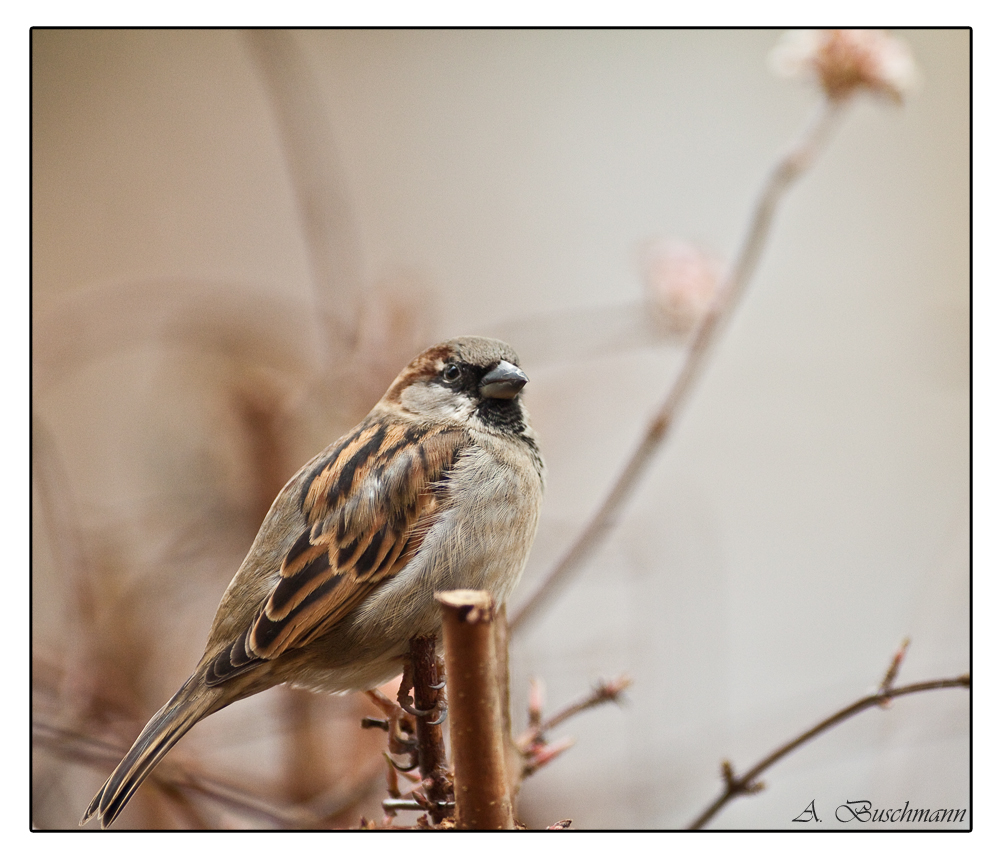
(688, 674), (970, 830)
(512, 98), (846, 634)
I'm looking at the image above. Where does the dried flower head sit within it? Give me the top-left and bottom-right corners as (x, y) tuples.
(769, 29), (919, 103)
(642, 238), (723, 335)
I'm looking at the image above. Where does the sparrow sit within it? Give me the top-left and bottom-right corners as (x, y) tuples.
(81, 336), (544, 828)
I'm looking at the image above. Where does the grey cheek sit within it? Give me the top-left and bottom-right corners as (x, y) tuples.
(401, 383), (473, 421)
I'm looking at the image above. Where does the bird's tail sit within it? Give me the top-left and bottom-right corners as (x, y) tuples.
(80, 674), (222, 829)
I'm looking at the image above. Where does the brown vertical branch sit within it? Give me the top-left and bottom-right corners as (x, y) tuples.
(436, 590), (514, 830)
(407, 635), (451, 823)
(492, 606), (526, 805)
(492, 607), (512, 738)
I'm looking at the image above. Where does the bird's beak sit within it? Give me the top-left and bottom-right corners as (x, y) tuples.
(479, 360), (528, 400)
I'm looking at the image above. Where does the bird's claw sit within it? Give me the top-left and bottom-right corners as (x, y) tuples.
(398, 693), (435, 719)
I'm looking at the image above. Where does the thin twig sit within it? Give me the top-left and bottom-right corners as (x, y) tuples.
(688, 673), (970, 830)
(515, 676), (631, 779)
(518, 675), (632, 750)
(878, 636), (910, 702)
(365, 687), (418, 770)
(511, 98), (846, 633)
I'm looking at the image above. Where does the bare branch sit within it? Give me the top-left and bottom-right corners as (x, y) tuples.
(407, 635), (452, 823)
(688, 672), (970, 830)
(518, 675), (632, 751)
(511, 98), (846, 633)
(515, 675), (631, 779)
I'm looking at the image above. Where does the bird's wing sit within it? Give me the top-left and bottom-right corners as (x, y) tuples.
(206, 421), (467, 685)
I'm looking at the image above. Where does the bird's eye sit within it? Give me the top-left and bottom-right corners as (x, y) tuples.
(442, 364), (462, 383)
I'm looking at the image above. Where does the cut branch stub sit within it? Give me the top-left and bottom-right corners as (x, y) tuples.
(435, 590), (514, 830)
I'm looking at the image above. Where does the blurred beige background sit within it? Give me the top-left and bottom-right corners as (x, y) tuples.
(32, 29), (968, 830)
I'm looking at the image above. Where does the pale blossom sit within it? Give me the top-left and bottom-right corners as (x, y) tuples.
(642, 238), (723, 335)
(769, 29), (919, 103)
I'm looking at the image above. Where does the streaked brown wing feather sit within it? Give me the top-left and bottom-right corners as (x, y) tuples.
(205, 420), (466, 686)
